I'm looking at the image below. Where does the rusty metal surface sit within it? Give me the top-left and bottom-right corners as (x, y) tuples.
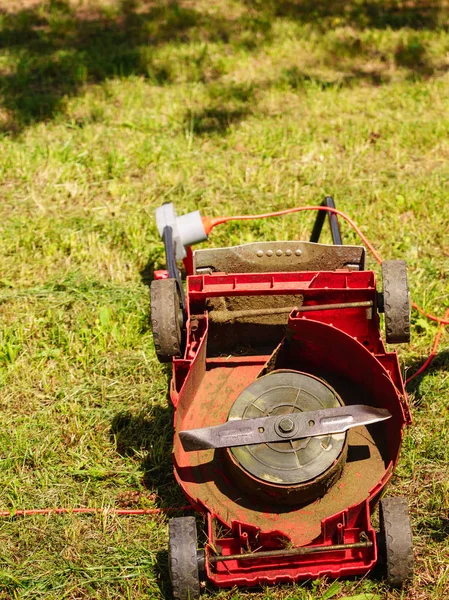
(297, 301), (373, 312)
(205, 301), (373, 324)
(181, 369), (348, 500)
(193, 241), (366, 274)
(205, 295), (303, 355)
(173, 363), (388, 546)
(209, 539), (374, 563)
(206, 306), (297, 324)
(168, 263), (411, 585)
(173, 316), (406, 547)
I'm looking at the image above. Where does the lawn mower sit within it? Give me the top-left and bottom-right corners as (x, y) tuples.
(150, 198), (414, 599)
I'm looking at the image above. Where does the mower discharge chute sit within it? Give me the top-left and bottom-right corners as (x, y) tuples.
(150, 199), (414, 599)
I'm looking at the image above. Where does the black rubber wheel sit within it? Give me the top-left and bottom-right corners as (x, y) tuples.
(168, 516), (201, 600)
(379, 497), (414, 587)
(381, 260), (411, 344)
(150, 278), (183, 363)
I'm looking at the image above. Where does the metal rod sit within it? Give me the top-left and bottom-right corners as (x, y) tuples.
(208, 306), (296, 323)
(205, 301), (373, 323)
(310, 207), (326, 243)
(163, 225), (186, 309)
(163, 226), (177, 280)
(209, 540), (373, 563)
(325, 196), (343, 245)
(310, 196), (343, 245)
(296, 301), (373, 312)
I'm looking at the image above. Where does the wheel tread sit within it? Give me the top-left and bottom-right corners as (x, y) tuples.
(150, 279), (182, 362)
(169, 516), (200, 600)
(380, 497), (414, 587)
(382, 260), (411, 344)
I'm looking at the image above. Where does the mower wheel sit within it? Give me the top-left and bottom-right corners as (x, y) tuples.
(150, 278), (184, 363)
(381, 260), (411, 344)
(379, 497), (414, 587)
(168, 516), (201, 600)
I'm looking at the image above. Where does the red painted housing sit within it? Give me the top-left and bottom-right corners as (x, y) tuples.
(170, 269), (410, 587)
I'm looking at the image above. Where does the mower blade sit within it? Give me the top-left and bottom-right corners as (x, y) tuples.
(179, 405), (391, 451)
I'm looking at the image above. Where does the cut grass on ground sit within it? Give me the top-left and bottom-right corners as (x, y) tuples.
(0, 0), (449, 598)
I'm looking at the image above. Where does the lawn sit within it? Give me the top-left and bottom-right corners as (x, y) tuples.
(0, 0), (448, 598)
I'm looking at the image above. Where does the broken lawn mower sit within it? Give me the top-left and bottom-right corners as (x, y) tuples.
(150, 198), (414, 599)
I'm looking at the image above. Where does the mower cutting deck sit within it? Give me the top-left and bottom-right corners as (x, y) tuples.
(150, 199), (414, 599)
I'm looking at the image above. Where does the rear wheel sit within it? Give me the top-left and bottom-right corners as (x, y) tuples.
(150, 278), (184, 363)
(381, 260), (411, 344)
(168, 516), (201, 600)
(379, 497), (414, 587)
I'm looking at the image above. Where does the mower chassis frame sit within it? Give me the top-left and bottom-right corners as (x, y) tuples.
(154, 198), (412, 589)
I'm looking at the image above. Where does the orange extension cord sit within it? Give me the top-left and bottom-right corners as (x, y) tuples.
(1, 205), (446, 520)
(0, 506), (192, 517)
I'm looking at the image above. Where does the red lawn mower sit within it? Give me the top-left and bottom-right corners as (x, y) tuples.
(150, 198), (414, 599)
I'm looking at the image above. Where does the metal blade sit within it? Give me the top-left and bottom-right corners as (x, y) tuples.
(179, 405), (391, 451)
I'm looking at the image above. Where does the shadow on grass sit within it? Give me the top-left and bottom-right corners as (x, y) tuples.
(427, 515), (449, 543)
(110, 391), (187, 506)
(110, 393), (192, 599)
(155, 549), (172, 599)
(140, 260), (158, 289)
(0, 0), (271, 133)
(245, 0), (448, 30)
(184, 81), (256, 135)
(278, 65), (391, 90)
(405, 349), (449, 405)
(1, 0), (449, 134)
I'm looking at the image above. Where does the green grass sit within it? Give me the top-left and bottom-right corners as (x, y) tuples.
(0, 0), (449, 598)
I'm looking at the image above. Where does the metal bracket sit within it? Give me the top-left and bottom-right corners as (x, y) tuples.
(193, 241), (366, 274)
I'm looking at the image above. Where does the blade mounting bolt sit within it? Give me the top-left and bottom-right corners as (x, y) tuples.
(278, 417), (295, 433)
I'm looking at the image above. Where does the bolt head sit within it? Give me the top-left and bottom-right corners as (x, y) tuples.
(278, 417), (294, 433)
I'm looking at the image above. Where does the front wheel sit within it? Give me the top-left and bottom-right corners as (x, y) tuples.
(168, 516), (201, 600)
(379, 497), (414, 587)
